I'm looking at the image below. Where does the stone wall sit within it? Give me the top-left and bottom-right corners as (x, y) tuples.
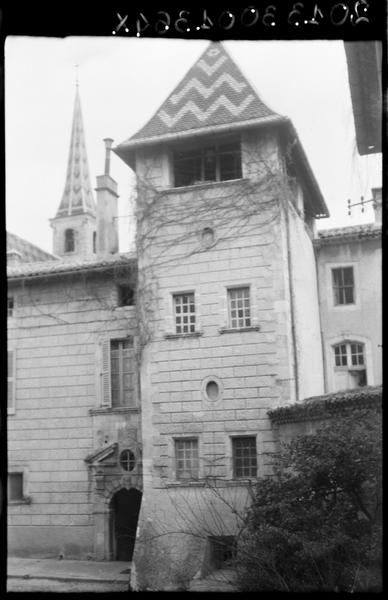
(7, 269), (138, 558)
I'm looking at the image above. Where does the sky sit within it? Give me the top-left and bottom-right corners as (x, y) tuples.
(5, 37), (382, 254)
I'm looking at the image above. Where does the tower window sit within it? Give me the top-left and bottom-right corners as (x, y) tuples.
(173, 137), (242, 187)
(93, 231), (97, 253)
(64, 229), (75, 253)
(228, 287), (251, 329)
(232, 437), (257, 478)
(173, 293), (196, 334)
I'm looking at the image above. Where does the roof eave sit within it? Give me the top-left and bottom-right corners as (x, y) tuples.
(114, 115), (288, 169)
(7, 256), (137, 283)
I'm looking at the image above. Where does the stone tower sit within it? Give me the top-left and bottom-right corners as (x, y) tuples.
(50, 84), (96, 259)
(116, 42), (329, 590)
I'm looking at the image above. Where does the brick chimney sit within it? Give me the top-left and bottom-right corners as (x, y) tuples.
(95, 138), (119, 255)
(372, 187), (382, 224)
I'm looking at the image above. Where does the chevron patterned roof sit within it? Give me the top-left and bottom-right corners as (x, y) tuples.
(121, 42), (282, 147)
(55, 87), (96, 218)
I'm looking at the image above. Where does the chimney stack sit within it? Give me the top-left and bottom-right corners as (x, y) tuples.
(372, 187), (382, 224)
(95, 138), (119, 255)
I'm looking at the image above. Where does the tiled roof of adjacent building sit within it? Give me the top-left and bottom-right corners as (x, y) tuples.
(7, 231), (58, 263)
(315, 222), (381, 245)
(268, 385), (382, 423)
(7, 251), (136, 281)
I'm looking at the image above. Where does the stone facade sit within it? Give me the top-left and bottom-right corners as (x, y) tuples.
(7, 262), (140, 559)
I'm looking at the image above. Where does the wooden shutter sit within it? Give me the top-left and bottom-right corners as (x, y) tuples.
(100, 340), (112, 407)
(7, 349), (15, 415)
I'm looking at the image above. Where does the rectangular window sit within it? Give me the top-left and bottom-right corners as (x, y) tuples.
(173, 138), (242, 187)
(110, 339), (135, 408)
(173, 293), (196, 334)
(334, 343), (348, 366)
(228, 287), (251, 329)
(117, 285), (135, 307)
(351, 343), (364, 366)
(8, 473), (23, 501)
(8, 349), (15, 414)
(232, 437), (257, 478)
(332, 267), (355, 305)
(175, 438), (199, 480)
(8, 296), (14, 317)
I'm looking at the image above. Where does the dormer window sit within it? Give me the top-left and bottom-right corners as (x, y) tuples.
(64, 228), (75, 253)
(173, 137), (242, 188)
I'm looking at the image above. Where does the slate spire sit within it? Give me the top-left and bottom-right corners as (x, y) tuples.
(55, 86), (95, 218)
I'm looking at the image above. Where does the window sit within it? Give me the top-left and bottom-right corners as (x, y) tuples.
(175, 438), (199, 480)
(228, 287), (251, 329)
(65, 228), (75, 253)
(173, 138), (242, 187)
(117, 285), (135, 307)
(232, 437), (257, 478)
(100, 338), (136, 408)
(8, 296), (14, 317)
(333, 342), (367, 388)
(332, 267), (354, 305)
(8, 349), (15, 414)
(173, 293), (196, 334)
(110, 339), (135, 407)
(208, 536), (236, 569)
(8, 473), (23, 501)
(93, 231), (97, 253)
(119, 449), (136, 472)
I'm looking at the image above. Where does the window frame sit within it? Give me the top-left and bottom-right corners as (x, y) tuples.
(8, 468), (31, 504)
(174, 437), (200, 481)
(227, 286), (251, 330)
(172, 136), (242, 188)
(7, 347), (16, 415)
(64, 228), (75, 253)
(232, 436), (257, 479)
(332, 266), (355, 306)
(327, 336), (374, 392)
(8, 295), (15, 317)
(172, 292), (196, 335)
(98, 337), (136, 409)
(333, 341), (365, 371)
(117, 284), (135, 308)
(326, 263), (359, 310)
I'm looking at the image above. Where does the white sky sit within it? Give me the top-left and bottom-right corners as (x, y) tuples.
(5, 37), (382, 254)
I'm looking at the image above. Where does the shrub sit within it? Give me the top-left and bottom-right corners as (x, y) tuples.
(236, 408), (382, 592)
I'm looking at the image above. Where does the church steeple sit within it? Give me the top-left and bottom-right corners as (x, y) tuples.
(55, 85), (96, 218)
(50, 83), (97, 259)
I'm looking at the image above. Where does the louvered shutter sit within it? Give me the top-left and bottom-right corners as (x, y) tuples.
(100, 339), (112, 407)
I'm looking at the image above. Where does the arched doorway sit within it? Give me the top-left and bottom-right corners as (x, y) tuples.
(110, 488), (142, 561)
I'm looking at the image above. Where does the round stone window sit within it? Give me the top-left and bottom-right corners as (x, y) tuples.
(201, 376), (223, 403)
(119, 449), (136, 472)
(206, 380), (220, 401)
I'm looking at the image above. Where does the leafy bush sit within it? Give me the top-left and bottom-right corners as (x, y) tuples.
(236, 408), (382, 592)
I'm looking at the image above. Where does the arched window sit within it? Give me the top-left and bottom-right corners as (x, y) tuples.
(64, 229), (75, 253)
(333, 341), (367, 389)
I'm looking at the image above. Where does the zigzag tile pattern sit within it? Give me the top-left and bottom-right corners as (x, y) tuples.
(130, 42), (278, 142)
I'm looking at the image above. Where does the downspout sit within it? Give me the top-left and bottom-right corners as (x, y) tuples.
(314, 241), (328, 393)
(283, 192), (299, 403)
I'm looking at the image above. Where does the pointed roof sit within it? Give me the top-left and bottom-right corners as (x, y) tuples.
(55, 86), (96, 218)
(116, 42), (285, 154)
